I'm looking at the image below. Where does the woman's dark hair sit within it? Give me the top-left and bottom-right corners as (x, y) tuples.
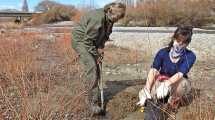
(104, 2), (126, 18)
(166, 26), (193, 51)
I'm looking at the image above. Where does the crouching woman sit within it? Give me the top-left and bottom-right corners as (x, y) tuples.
(137, 26), (196, 110)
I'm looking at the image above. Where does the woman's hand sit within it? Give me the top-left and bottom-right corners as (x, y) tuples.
(137, 87), (152, 106)
(156, 81), (171, 99)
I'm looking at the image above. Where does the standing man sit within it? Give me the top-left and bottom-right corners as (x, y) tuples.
(72, 2), (126, 115)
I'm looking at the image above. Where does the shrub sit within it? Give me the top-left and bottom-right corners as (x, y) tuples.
(122, 0), (215, 27)
(30, 0), (77, 25)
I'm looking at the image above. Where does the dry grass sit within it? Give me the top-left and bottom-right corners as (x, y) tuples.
(124, 0), (215, 27)
(180, 89), (215, 120)
(0, 28), (144, 119)
(0, 27), (214, 119)
(72, 11), (85, 23)
(0, 22), (24, 29)
(30, 7), (77, 25)
(0, 28), (84, 119)
(104, 44), (145, 65)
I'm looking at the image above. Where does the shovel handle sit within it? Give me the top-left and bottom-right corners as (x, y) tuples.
(99, 63), (104, 110)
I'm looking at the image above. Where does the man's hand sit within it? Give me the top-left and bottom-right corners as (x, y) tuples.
(98, 48), (104, 56)
(156, 81), (171, 99)
(137, 87), (152, 106)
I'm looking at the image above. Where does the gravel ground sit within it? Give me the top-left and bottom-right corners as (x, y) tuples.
(109, 27), (215, 61)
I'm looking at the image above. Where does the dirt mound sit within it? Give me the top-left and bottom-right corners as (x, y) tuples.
(106, 86), (139, 120)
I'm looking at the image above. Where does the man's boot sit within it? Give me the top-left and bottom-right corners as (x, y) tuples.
(89, 102), (102, 115)
(87, 89), (102, 115)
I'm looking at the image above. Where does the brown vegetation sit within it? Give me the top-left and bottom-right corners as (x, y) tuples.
(30, 0), (77, 25)
(0, 27), (214, 119)
(0, 22), (24, 29)
(0, 29), (81, 119)
(124, 0), (215, 27)
(0, 28), (145, 119)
